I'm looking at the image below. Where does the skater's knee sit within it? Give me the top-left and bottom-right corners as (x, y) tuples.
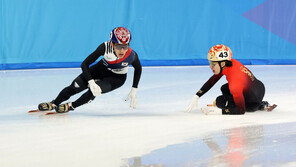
(220, 84), (230, 94)
(220, 84), (228, 91)
(70, 76), (87, 92)
(216, 95), (227, 109)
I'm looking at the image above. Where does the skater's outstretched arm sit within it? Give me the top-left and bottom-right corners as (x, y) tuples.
(186, 74), (222, 112)
(131, 52), (142, 88)
(125, 52), (142, 109)
(196, 74), (222, 97)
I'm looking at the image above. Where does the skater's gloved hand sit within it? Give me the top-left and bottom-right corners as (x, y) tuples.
(125, 87), (137, 109)
(186, 95), (199, 112)
(88, 79), (102, 97)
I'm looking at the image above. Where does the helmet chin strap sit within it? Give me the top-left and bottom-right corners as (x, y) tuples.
(218, 61), (224, 74)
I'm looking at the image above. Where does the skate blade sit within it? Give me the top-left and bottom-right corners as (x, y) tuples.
(28, 109), (40, 113)
(28, 109), (51, 113)
(45, 111), (69, 115)
(267, 104), (277, 112)
(45, 112), (57, 115)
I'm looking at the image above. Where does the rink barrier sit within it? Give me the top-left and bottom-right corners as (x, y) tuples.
(1, 59), (296, 70)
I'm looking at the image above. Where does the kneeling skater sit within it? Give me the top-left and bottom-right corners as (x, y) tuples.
(186, 44), (274, 115)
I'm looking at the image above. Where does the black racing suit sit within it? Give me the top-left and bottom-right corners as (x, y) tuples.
(52, 42), (142, 108)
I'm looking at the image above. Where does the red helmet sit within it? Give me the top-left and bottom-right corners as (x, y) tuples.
(110, 27), (131, 44)
(207, 44), (233, 62)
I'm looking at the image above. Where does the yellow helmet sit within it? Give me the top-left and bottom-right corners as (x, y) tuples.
(207, 44), (233, 62)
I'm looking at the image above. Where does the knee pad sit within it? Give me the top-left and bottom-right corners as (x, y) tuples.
(70, 76), (88, 93)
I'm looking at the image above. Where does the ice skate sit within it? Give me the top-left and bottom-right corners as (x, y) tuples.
(55, 102), (74, 113)
(38, 102), (56, 111)
(259, 101), (277, 112)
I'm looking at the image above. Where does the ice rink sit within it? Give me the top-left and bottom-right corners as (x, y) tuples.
(0, 65), (296, 167)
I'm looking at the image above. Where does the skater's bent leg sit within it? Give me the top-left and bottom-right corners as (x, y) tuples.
(216, 84), (236, 110)
(97, 76), (126, 93)
(71, 75), (126, 109)
(216, 95), (245, 115)
(71, 79), (113, 108)
(70, 79), (112, 108)
(97, 80), (112, 93)
(53, 75), (88, 105)
(216, 95), (227, 109)
(216, 95), (236, 109)
(72, 90), (95, 108)
(245, 80), (266, 112)
(221, 83), (231, 97)
(246, 102), (261, 112)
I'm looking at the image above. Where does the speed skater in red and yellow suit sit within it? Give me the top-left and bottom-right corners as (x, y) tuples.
(186, 44), (267, 115)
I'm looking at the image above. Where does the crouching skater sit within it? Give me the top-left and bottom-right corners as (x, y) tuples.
(186, 44), (275, 115)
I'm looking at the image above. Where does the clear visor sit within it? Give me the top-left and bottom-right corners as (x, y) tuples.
(113, 43), (129, 50)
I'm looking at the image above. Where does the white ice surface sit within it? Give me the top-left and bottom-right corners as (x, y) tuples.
(0, 66), (295, 167)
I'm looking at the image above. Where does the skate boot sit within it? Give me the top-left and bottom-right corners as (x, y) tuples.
(258, 101), (270, 111)
(38, 102), (56, 111)
(55, 102), (74, 113)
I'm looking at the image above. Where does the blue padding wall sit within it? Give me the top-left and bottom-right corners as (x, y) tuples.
(1, 0), (296, 70)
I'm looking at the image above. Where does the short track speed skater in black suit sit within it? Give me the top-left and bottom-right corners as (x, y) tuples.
(37, 27), (142, 113)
